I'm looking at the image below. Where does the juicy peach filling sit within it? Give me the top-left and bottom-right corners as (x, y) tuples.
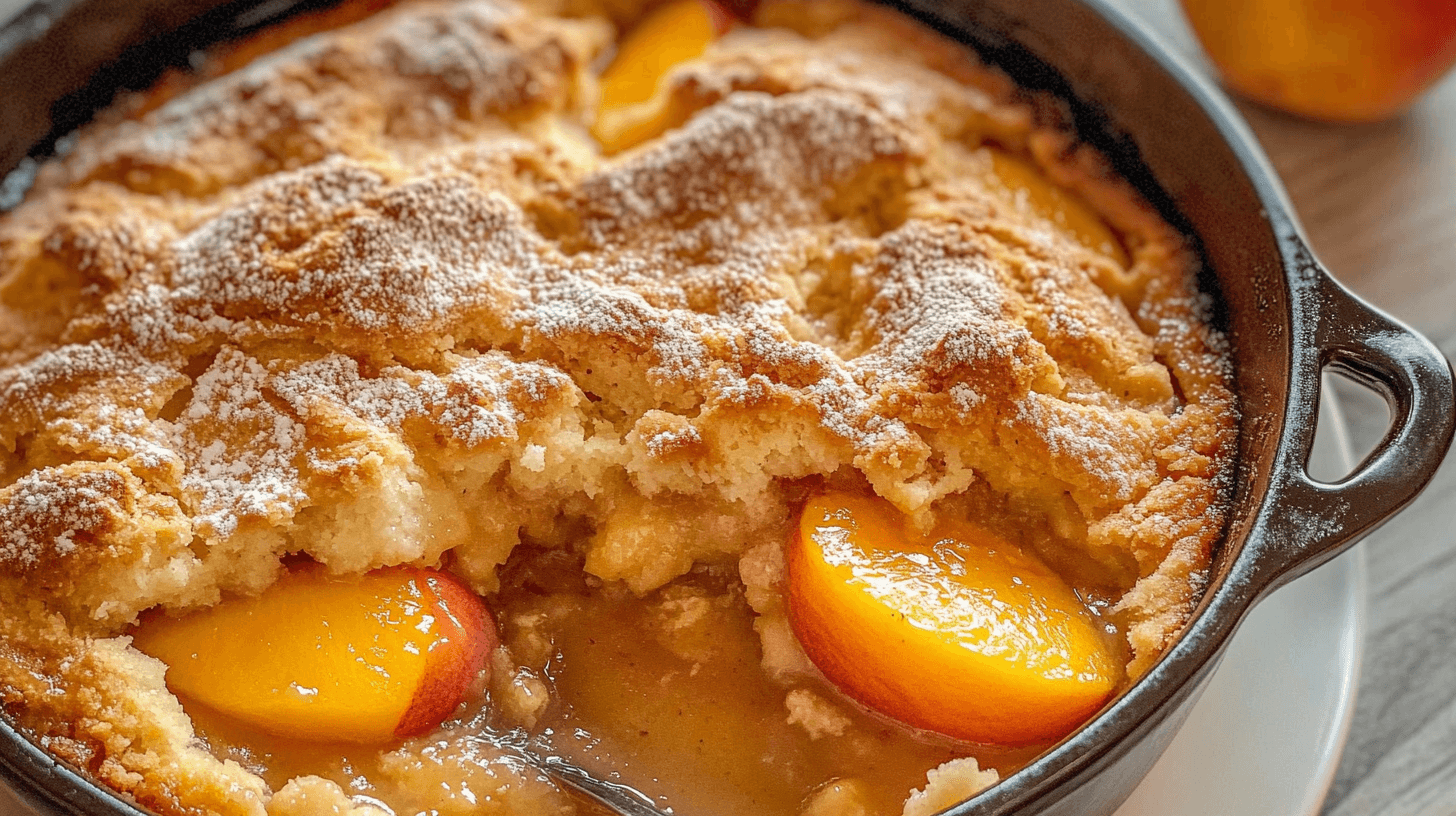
(592, 0), (732, 152)
(788, 493), (1121, 746)
(131, 494), (1118, 755)
(162, 551), (1048, 816)
(132, 567), (496, 744)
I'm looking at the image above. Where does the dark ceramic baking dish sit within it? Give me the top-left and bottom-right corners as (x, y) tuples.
(0, 0), (1452, 814)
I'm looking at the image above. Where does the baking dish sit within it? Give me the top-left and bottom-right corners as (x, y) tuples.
(0, 0), (1451, 814)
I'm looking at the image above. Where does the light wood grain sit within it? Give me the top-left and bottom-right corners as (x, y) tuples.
(1, 0), (1453, 814)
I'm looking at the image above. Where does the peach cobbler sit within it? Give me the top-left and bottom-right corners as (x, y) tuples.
(0, 0), (1237, 814)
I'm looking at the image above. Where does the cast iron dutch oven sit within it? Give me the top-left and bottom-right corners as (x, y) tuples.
(0, 0), (1453, 814)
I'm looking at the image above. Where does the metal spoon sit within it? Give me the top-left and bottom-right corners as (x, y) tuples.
(488, 733), (671, 816)
(538, 754), (673, 816)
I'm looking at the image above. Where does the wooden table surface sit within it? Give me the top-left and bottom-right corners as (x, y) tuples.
(2, 0), (1454, 814)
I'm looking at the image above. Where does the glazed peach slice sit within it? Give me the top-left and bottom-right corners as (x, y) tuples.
(787, 492), (1120, 745)
(985, 147), (1130, 267)
(132, 566), (496, 744)
(592, 0), (734, 153)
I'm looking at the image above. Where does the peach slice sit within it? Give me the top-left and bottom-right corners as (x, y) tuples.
(132, 566), (496, 744)
(787, 492), (1120, 745)
(985, 147), (1129, 268)
(592, 0), (733, 153)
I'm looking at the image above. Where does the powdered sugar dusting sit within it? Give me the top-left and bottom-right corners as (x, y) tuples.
(52, 0), (574, 194)
(165, 349), (306, 539)
(577, 89), (915, 249)
(272, 352), (571, 448)
(0, 466), (127, 567)
(168, 161), (546, 334)
(0, 0), (1234, 666)
(850, 223), (1028, 388)
(1014, 394), (1147, 501)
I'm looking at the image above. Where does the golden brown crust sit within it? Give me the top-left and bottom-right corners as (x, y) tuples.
(0, 0), (1237, 812)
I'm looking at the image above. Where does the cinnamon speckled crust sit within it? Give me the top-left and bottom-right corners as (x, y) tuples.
(0, 0), (1236, 813)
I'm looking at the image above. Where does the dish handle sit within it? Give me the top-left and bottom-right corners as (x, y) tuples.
(1251, 264), (1456, 593)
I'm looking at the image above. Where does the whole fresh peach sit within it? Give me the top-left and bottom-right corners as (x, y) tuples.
(1182, 0), (1456, 122)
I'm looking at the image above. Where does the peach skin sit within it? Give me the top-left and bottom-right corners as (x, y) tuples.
(787, 492), (1121, 746)
(132, 566), (496, 744)
(1182, 0), (1456, 122)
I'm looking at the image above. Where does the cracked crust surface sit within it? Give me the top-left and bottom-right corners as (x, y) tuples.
(0, 0), (1237, 813)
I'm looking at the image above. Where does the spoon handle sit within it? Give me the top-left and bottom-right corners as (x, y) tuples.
(540, 755), (672, 816)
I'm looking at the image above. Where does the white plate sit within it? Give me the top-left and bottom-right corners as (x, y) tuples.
(1118, 383), (1365, 816)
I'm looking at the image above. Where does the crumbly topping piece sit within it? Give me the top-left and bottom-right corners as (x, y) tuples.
(374, 731), (572, 816)
(268, 777), (389, 816)
(0, 465), (127, 566)
(785, 688), (852, 740)
(902, 757), (1000, 816)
